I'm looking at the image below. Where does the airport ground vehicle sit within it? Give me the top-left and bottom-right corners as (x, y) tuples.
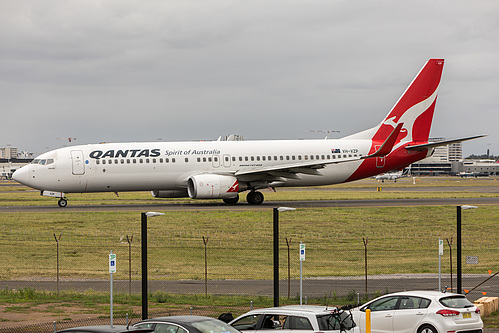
(351, 290), (483, 333)
(229, 305), (357, 333)
(133, 315), (241, 333)
(56, 325), (153, 332)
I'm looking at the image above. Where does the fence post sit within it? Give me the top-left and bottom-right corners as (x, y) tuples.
(285, 237), (291, 299)
(446, 237), (453, 292)
(363, 237), (368, 298)
(203, 236), (209, 297)
(53, 233), (61, 295)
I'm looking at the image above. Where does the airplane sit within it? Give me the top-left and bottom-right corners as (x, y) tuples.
(12, 59), (485, 207)
(375, 168), (409, 182)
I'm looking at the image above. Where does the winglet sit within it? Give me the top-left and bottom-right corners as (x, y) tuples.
(362, 123), (403, 159)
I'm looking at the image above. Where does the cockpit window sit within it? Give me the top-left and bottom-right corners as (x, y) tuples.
(30, 159), (54, 165)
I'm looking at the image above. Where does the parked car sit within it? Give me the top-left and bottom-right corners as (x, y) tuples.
(56, 325), (154, 332)
(351, 290), (483, 333)
(229, 305), (357, 333)
(133, 315), (242, 333)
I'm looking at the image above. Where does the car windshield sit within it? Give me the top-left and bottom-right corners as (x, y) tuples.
(439, 296), (475, 308)
(191, 319), (240, 333)
(317, 312), (356, 331)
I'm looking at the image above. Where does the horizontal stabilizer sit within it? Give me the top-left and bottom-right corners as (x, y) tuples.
(405, 135), (486, 151)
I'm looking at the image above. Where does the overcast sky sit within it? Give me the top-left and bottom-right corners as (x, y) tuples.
(1, 0), (498, 157)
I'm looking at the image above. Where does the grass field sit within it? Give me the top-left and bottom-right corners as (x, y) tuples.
(0, 177), (498, 329)
(1, 177), (498, 280)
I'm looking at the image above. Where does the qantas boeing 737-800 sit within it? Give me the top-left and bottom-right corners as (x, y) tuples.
(13, 59), (484, 207)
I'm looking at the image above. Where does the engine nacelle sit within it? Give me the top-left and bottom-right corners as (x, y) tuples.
(187, 174), (244, 199)
(151, 189), (188, 198)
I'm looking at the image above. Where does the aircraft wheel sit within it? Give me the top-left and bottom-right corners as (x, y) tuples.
(223, 195), (239, 205)
(247, 191), (264, 205)
(58, 198), (68, 207)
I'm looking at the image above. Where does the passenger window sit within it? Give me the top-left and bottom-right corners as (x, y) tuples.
(203, 157), (207, 162)
(172, 158), (176, 163)
(102, 160), (106, 165)
(289, 316), (312, 330)
(115, 159), (119, 164)
(165, 158), (169, 163)
(197, 158), (201, 162)
(365, 296), (399, 312)
(154, 323), (186, 333)
(399, 297), (421, 309)
(261, 314), (288, 330)
(185, 158), (189, 163)
(231, 314), (261, 331)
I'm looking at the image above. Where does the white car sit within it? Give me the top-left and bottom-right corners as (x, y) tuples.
(351, 291), (483, 333)
(229, 305), (358, 333)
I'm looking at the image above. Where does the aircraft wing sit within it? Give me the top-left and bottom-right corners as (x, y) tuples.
(234, 155), (361, 178)
(234, 123), (403, 181)
(405, 134), (486, 151)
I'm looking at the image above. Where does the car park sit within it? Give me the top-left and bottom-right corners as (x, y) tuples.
(351, 290), (483, 333)
(229, 305), (357, 333)
(133, 315), (242, 333)
(56, 325), (154, 332)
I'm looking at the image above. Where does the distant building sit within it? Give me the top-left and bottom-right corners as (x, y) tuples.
(408, 139), (499, 176)
(0, 147), (18, 159)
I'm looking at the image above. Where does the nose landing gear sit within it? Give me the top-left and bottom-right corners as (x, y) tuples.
(58, 198), (68, 207)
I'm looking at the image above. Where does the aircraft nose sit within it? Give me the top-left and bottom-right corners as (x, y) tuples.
(12, 166), (30, 185)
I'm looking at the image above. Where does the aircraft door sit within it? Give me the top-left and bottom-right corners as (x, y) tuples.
(71, 150), (85, 175)
(223, 155), (231, 168)
(212, 155), (220, 168)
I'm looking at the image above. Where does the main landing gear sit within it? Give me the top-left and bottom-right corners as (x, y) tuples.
(246, 191), (264, 205)
(222, 191), (264, 205)
(58, 198), (68, 207)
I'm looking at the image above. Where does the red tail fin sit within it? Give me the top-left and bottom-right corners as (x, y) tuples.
(373, 59), (444, 144)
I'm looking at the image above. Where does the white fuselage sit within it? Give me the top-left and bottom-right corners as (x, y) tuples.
(16, 139), (372, 194)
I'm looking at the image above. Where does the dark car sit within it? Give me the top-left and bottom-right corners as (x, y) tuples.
(56, 324), (154, 332)
(133, 315), (242, 333)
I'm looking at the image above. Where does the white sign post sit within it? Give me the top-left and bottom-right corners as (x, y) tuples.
(300, 243), (305, 305)
(438, 239), (443, 291)
(109, 251), (116, 327)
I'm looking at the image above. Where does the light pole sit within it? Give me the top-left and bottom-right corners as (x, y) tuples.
(141, 212), (164, 320)
(273, 207), (296, 307)
(456, 205), (477, 294)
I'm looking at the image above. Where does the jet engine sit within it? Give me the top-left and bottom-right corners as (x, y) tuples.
(187, 174), (245, 199)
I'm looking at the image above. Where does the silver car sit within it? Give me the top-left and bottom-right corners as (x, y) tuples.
(229, 305), (358, 333)
(351, 290), (483, 333)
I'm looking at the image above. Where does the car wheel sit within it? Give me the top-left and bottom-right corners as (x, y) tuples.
(418, 325), (437, 333)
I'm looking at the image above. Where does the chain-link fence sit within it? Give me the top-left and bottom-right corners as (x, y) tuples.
(1, 209), (498, 332)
